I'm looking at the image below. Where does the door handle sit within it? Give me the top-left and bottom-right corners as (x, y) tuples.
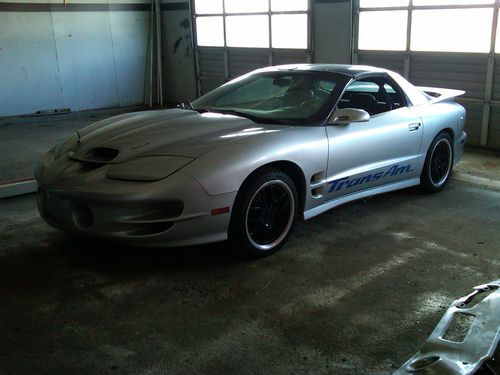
(409, 123), (421, 132)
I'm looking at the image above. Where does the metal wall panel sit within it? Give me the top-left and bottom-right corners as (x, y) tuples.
(410, 53), (488, 99)
(0, 8), (149, 117)
(52, 11), (119, 110)
(110, 11), (150, 106)
(228, 48), (268, 79)
(0, 12), (64, 116)
(162, 7), (197, 103)
(273, 49), (308, 66)
(357, 52), (405, 76)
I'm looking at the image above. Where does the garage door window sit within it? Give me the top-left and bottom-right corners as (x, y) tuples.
(194, 0), (309, 49)
(358, 10), (408, 51)
(413, 0), (494, 5)
(226, 15), (269, 48)
(196, 17), (224, 47)
(358, 1), (498, 53)
(360, 0), (409, 7)
(411, 9), (493, 53)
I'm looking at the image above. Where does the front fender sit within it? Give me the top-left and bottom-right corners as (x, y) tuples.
(182, 126), (329, 208)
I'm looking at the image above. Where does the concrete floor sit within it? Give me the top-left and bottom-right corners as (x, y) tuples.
(1, 109), (499, 374)
(1, 182), (499, 374)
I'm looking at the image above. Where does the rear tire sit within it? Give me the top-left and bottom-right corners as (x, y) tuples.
(420, 132), (454, 193)
(229, 169), (298, 258)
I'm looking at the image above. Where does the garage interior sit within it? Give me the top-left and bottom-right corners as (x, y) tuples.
(1, 0), (499, 374)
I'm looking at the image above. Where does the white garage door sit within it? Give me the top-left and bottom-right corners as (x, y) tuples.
(191, 0), (312, 95)
(354, 0), (500, 149)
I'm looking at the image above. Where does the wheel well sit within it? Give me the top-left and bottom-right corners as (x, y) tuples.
(441, 127), (454, 141)
(237, 161), (307, 213)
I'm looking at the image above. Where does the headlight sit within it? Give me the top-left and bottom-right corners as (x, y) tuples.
(53, 133), (79, 160)
(106, 156), (193, 182)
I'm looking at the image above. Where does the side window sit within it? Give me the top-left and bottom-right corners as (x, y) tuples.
(339, 78), (406, 115)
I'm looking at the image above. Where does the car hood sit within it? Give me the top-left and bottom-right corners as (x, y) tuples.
(73, 108), (287, 162)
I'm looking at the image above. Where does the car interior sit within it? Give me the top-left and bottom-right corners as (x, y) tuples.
(338, 78), (406, 116)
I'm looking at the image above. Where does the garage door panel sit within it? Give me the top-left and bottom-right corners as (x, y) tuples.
(492, 56), (500, 101)
(228, 48), (268, 79)
(488, 105), (500, 148)
(200, 78), (225, 95)
(411, 53), (487, 99)
(273, 49), (308, 66)
(198, 47), (225, 78)
(357, 52), (405, 75)
(458, 101), (483, 146)
(410, 78), (485, 99)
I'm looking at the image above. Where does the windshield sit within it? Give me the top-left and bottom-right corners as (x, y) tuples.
(191, 71), (350, 125)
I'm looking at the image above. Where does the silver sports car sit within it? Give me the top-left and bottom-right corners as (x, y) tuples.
(35, 64), (467, 256)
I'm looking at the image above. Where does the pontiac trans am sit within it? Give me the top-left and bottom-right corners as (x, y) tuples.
(35, 64), (467, 256)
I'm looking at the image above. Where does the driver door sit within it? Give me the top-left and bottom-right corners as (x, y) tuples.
(325, 76), (423, 199)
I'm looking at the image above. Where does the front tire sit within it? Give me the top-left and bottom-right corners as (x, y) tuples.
(229, 169), (298, 257)
(420, 132), (454, 193)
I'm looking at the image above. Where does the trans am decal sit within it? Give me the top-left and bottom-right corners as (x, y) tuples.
(328, 164), (414, 193)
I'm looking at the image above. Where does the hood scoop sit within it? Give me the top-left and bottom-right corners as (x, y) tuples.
(71, 147), (120, 164)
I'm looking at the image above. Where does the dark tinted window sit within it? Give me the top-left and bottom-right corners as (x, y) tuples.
(338, 77), (405, 115)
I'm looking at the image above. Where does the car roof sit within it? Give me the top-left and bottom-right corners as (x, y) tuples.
(258, 64), (391, 79)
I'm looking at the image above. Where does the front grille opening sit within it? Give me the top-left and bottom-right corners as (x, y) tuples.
(125, 201), (184, 222)
(127, 222), (174, 237)
(442, 312), (476, 343)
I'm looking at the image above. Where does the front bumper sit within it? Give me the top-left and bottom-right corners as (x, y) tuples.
(36, 153), (236, 247)
(395, 280), (500, 374)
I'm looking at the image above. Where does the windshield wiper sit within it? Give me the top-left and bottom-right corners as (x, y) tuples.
(208, 109), (286, 125)
(177, 102), (212, 114)
(177, 102), (196, 111)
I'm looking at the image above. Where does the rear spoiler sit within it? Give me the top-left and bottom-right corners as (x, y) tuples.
(417, 86), (465, 104)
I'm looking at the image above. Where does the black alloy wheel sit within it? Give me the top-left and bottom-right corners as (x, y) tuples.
(230, 169), (298, 257)
(421, 132), (453, 193)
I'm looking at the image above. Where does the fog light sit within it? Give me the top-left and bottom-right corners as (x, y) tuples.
(73, 204), (94, 229)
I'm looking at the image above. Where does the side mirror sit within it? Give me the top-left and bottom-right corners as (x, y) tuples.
(328, 108), (370, 125)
